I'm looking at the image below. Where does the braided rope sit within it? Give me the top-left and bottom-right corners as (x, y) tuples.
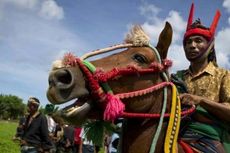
(80, 43), (133, 60)
(93, 60), (172, 83)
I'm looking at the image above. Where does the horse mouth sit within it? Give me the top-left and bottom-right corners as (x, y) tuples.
(60, 96), (92, 119)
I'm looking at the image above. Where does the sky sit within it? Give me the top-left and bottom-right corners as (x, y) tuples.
(1, 0), (230, 107)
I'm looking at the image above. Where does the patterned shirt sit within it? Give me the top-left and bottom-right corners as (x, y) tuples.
(182, 62), (230, 104)
(177, 62), (230, 151)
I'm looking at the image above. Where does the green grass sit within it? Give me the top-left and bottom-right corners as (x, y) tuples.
(0, 120), (106, 153)
(0, 120), (20, 153)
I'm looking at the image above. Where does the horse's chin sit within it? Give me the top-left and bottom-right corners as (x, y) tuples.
(60, 97), (93, 125)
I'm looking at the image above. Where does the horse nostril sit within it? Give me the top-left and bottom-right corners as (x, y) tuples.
(55, 69), (72, 85)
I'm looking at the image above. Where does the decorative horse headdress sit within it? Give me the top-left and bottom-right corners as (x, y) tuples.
(184, 3), (221, 42)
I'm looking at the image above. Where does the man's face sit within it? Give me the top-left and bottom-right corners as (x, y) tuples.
(184, 35), (209, 61)
(27, 102), (38, 114)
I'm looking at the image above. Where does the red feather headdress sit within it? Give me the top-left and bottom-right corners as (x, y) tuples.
(184, 3), (221, 41)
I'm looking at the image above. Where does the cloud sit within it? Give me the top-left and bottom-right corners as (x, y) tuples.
(39, 0), (64, 20)
(139, 3), (161, 23)
(214, 0), (230, 69)
(139, 2), (230, 70)
(216, 28), (230, 68)
(168, 44), (189, 73)
(1, 0), (38, 10)
(223, 0), (230, 13)
(165, 11), (186, 43)
(139, 3), (188, 71)
(0, 0), (89, 105)
(0, 0), (64, 20)
(223, 0), (230, 26)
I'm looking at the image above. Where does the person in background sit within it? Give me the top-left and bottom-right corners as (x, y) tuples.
(62, 124), (76, 153)
(172, 3), (230, 153)
(79, 126), (95, 153)
(20, 97), (53, 153)
(44, 104), (56, 135)
(74, 126), (82, 153)
(107, 118), (122, 153)
(44, 104), (57, 153)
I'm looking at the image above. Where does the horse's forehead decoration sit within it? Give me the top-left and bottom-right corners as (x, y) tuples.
(125, 25), (150, 46)
(52, 60), (65, 70)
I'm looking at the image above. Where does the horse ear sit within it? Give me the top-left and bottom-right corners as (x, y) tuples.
(156, 22), (173, 59)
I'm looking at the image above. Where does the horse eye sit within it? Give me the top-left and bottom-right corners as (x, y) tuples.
(132, 54), (147, 63)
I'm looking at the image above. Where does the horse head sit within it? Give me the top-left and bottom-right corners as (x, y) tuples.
(47, 22), (172, 122)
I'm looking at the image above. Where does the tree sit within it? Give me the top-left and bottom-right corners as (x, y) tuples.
(0, 94), (26, 120)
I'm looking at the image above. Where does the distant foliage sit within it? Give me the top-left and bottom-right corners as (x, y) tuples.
(0, 94), (26, 120)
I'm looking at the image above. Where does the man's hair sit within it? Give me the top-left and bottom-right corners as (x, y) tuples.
(28, 97), (40, 107)
(190, 19), (208, 30)
(208, 48), (218, 66)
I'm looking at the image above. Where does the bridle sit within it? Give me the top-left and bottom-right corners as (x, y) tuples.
(62, 42), (195, 153)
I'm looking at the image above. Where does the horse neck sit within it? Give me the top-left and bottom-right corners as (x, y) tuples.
(120, 89), (172, 153)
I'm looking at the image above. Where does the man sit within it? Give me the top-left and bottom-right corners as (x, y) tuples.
(20, 97), (53, 153)
(44, 104), (57, 153)
(173, 3), (230, 153)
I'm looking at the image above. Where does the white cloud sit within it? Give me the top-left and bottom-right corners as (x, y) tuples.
(139, 3), (185, 43)
(139, 3), (161, 23)
(0, 0), (87, 105)
(168, 44), (189, 73)
(165, 10), (186, 43)
(138, 3), (188, 71)
(223, 0), (230, 13)
(139, 2), (230, 71)
(1, 0), (38, 9)
(216, 28), (230, 68)
(39, 0), (64, 20)
(223, 0), (230, 26)
(220, 0), (230, 69)
(0, 0), (64, 20)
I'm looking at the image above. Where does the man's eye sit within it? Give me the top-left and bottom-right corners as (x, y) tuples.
(186, 40), (192, 44)
(132, 54), (147, 63)
(195, 38), (205, 43)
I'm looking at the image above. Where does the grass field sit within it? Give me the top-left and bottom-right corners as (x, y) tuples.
(0, 120), (20, 153)
(0, 120), (106, 153)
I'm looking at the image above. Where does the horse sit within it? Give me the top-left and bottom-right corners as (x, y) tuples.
(47, 22), (194, 153)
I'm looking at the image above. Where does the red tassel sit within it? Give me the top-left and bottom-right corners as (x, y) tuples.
(103, 94), (125, 121)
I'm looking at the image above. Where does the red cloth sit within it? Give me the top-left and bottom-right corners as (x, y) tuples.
(74, 128), (82, 144)
(178, 139), (195, 153)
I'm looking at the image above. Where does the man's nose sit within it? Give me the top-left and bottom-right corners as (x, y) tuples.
(189, 41), (196, 48)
